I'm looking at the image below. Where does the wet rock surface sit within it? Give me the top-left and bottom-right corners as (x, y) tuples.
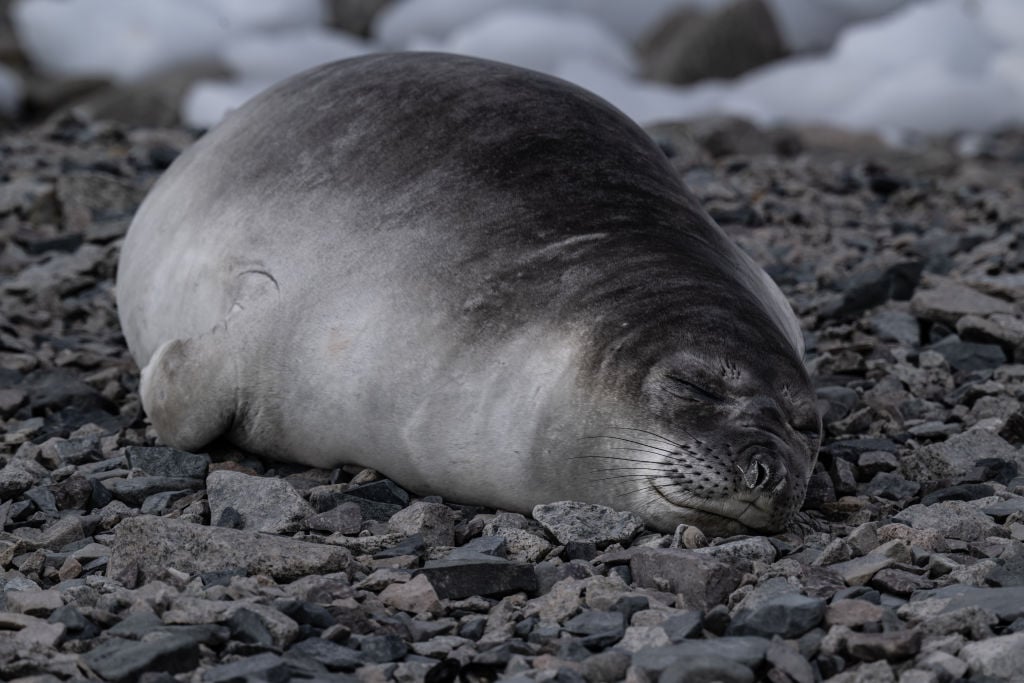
(2, 114), (1024, 680)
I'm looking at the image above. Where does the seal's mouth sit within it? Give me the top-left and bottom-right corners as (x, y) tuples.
(650, 480), (778, 533)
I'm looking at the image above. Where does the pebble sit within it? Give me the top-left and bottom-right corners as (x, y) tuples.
(206, 469), (314, 534)
(107, 515), (350, 584)
(532, 501), (644, 547)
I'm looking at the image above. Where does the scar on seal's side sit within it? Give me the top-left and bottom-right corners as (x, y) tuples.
(116, 52), (821, 535)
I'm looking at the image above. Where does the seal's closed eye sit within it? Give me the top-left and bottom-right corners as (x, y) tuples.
(664, 374), (726, 404)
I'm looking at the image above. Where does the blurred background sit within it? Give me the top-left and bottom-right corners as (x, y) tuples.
(0, 0), (1021, 142)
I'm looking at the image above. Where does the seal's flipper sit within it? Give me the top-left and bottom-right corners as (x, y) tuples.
(140, 334), (237, 452)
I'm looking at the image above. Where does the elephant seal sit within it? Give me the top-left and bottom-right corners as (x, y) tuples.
(117, 53), (820, 535)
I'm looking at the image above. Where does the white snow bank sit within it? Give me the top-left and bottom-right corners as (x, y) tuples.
(181, 26), (376, 128)
(419, 8), (636, 77)
(222, 26), (375, 81)
(373, 0), (730, 48)
(181, 78), (272, 130)
(10, 0), (326, 82)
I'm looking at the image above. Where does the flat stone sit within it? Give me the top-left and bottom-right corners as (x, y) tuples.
(631, 637), (770, 677)
(825, 599), (890, 628)
(107, 515), (350, 583)
(827, 555), (895, 586)
(104, 476), (203, 506)
(893, 501), (1003, 541)
(206, 470), (314, 534)
(344, 479), (410, 506)
(727, 593), (825, 638)
(693, 536), (777, 565)
(387, 501), (455, 547)
(869, 568), (934, 596)
(912, 585), (1024, 622)
(359, 634), (409, 663)
(563, 609), (626, 644)
(417, 559), (537, 599)
(126, 445), (209, 479)
(908, 428), (1023, 483)
(447, 535), (507, 560)
(305, 502), (362, 534)
(910, 278), (1013, 327)
(484, 526), (552, 563)
(201, 652), (290, 683)
(929, 335), (1007, 372)
(532, 501), (644, 547)
(960, 632), (1024, 681)
(629, 548), (743, 611)
(5, 589), (63, 616)
(286, 637), (364, 671)
(845, 629), (921, 662)
(82, 634), (199, 683)
(657, 655), (754, 683)
(824, 660), (896, 683)
(378, 574), (442, 615)
(39, 436), (101, 466)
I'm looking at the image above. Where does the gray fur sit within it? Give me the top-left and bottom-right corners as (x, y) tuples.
(117, 53), (820, 534)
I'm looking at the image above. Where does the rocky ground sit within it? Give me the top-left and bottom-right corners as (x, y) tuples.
(2, 111), (1024, 683)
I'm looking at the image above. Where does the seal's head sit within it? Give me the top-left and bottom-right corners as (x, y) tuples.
(583, 313), (821, 536)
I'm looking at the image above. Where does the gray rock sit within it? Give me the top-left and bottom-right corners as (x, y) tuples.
(206, 470), (314, 534)
(765, 640), (815, 683)
(631, 637), (769, 677)
(447, 535), (506, 560)
(126, 445), (209, 478)
(828, 555), (895, 586)
(388, 501), (455, 547)
(104, 476), (203, 506)
(693, 536), (777, 565)
(5, 588), (63, 616)
(417, 559), (537, 599)
(863, 472), (921, 500)
(286, 637), (364, 671)
(82, 634), (199, 683)
(563, 609), (626, 647)
(893, 501), (1003, 542)
(958, 313), (1024, 347)
(857, 450), (899, 476)
(345, 479), (410, 506)
(844, 628), (921, 661)
(202, 652), (291, 683)
(657, 655), (754, 683)
(912, 585), (1024, 622)
(727, 593), (826, 638)
(929, 335), (1007, 372)
(907, 428), (1023, 482)
(869, 309), (920, 346)
(0, 462), (37, 499)
(532, 501), (644, 547)
(824, 660), (896, 683)
(39, 436), (101, 466)
(629, 548), (743, 611)
(107, 515), (350, 583)
(662, 611), (703, 642)
(378, 574), (442, 615)
(910, 278), (1014, 326)
(304, 501), (363, 534)
(359, 634), (409, 663)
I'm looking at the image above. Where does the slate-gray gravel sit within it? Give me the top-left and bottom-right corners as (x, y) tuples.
(2, 112), (1024, 682)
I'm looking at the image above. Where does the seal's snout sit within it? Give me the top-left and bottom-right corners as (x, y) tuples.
(741, 450), (788, 494)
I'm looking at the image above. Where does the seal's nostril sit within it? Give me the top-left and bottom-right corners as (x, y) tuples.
(742, 454), (783, 491)
(743, 455), (772, 489)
